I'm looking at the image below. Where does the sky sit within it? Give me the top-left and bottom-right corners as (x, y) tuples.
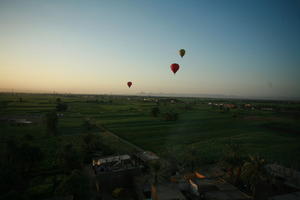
(0, 0), (300, 99)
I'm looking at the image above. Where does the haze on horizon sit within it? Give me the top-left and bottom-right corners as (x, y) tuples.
(0, 0), (300, 99)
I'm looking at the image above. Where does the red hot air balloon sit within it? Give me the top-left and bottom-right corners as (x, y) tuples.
(127, 81), (132, 88)
(170, 63), (180, 74)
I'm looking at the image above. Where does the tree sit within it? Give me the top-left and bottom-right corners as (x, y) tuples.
(3, 138), (18, 164)
(0, 139), (43, 194)
(82, 133), (102, 156)
(45, 111), (58, 136)
(164, 112), (178, 121)
(5, 139), (43, 175)
(151, 107), (160, 117)
(0, 139), (23, 194)
(55, 144), (82, 174)
(0, 101), (8, 111)
(242, 155), (271, 199)
(82, 119), (96, 131)
(17, 143), (44, 175)
(184, 104), (193, 110)
(23, 133), (34, 141)
(56, 170), (91, 200)
(221, 142), (245, 185)
(56, 103), (68, 111)
(82, 134), (95, 163)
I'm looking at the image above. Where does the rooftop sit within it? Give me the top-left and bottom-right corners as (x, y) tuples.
(136, 151), (159, 162)
(93, 154), (130, 166)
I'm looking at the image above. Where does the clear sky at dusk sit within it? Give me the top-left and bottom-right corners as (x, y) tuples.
(0, 0), (300, 99)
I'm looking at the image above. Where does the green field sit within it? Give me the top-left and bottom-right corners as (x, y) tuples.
(1, 93), (300, 168)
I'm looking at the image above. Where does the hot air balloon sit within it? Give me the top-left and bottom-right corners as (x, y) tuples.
(127, 81), (132, 88)
(170, 63), (180, 74)
(179, 49), (185, 58)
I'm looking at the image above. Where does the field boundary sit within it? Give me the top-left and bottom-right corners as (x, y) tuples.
(98, 124), (144, 153)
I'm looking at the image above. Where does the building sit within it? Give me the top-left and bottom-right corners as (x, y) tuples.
(92, 154), (143, 192)
(185, 178), (251, 200)
(177, 170), (251, 200)
(92, 154), (140, 174)
(223, 104), (236, 109)
(0, 118), (33, 126)
(266, 164), (300, 190)
(134, 151), (160, 164)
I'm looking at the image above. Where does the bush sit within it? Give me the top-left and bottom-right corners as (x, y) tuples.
(56, 170), (91, 200)
(82, 119), (96, 131)
(163, 112), (178, 121)
(0, 190), (22, 200)
(56, 103), (68, 112)
(151, 107), (160, 117)
(26, 184), (52, 199)
(55, 144), (83, 174)
(45, 111), (58, 136)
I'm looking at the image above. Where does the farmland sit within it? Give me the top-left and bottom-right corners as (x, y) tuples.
(1, 93), (300, 168)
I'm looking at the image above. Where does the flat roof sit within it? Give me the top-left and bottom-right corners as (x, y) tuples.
(93, 154), (130, 164)
(136, 151), (159, 162)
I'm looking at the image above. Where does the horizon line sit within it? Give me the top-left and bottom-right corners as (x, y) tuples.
(1, 89), (299, 101)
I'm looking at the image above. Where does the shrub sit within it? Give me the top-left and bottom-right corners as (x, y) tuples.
(151, 107), (160, 117)
(56, 103), (68, 112)
(163, 112), (178, 121)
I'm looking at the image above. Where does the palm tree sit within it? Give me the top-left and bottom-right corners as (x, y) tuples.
(242, 155), (271, 198)
(221, 143), (245, 185)
(45, 111), (58, 136)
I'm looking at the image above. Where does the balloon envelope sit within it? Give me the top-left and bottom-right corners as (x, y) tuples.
(170, 63), (180, 74)
(179, 49), (185, 58)
(127, 82), (132, 88)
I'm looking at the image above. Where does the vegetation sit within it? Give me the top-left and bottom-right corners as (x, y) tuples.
(55, 144), (83, 174)
(151, 107), (160, 117)
(45, 111), (58, 136)
(147, 160), (167, 200)
(55, 169), (92, 200)
(163, 111), (179, 121)
(0, 93), (299, 199)
(82, 118), (97, 131)
(219, 143), (275, 198)
(242, 155), (271, 197)
(221, 142), (245, 185)
(56, 102), (68, 112)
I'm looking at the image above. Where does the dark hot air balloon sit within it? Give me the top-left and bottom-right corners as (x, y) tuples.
(179, 49), (185, 58)
(170, 63), (180, 74)
(127, 81), (132, 88)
